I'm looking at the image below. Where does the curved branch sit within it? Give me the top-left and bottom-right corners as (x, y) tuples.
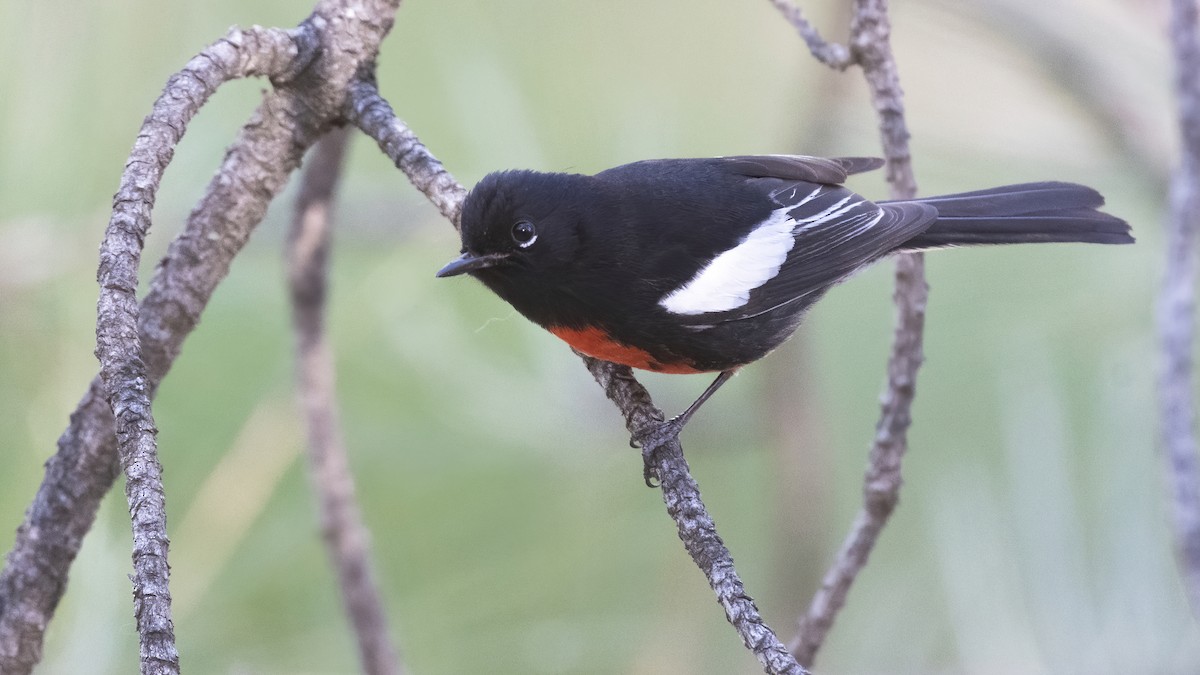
(90, 4), (406, 670)
(96, 26), (304, 675)
(348, 79), (807, 675)
(0, 88), (310, 675)
(1, 4), (400, 671)
(1160, 0), (1200, 619)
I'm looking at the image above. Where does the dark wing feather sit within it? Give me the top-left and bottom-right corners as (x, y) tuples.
(698, 179), (935, 324)
(718, 155), (884, 185)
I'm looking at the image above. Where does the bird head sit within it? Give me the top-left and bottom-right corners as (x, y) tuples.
(436, 170), (586, 283)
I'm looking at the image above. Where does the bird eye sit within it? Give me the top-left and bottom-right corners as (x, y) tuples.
(511, 220), (537, 247)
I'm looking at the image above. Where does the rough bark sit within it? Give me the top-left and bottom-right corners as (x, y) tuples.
(0, 2), (404, 671)
(95, 26), (308, 674)
(772, 0), (926, 667)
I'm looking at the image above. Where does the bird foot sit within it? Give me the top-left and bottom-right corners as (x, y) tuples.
(631, 417), (685, 487)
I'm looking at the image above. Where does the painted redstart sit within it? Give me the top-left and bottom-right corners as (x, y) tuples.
(437, 155), (1132, 465)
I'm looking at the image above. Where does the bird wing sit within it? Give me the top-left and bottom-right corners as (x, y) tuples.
(657, 178), (936, 323)
(717, 155), (884, 184)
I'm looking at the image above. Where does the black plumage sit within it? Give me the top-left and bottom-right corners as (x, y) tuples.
(439, 155), (1132, 374)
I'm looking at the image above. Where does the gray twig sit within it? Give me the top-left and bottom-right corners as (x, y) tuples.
(773, 0), (926, 667)
(0, 2), (403, 671)
(345, 78), (468, 227)
(347, 79), (807, 675)
(288, 127), (405, 674)
(1160, 0), (1200, 619)
(94, 25), (302, 675)
(580, 358), (806, 675)
(0, 42), (307, 674)
(769, 0), (855, 69)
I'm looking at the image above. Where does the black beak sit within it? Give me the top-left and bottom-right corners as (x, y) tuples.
(435, 251), (510, 278)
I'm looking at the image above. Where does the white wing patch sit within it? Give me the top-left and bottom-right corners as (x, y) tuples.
(658, 191), (872, 316)
(659, 206), (798, 315)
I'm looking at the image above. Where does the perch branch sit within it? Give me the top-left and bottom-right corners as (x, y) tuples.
(580, 357), (806, 675)
(347, 79), (807, 675)
(288, 127), (405, 674)
(345, 77), (468, 227)
(1160, 0), (1200, 619)
(769, 0), (926, 666)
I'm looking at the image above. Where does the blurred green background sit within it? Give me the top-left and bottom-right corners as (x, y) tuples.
(0, 0), (1194, 672)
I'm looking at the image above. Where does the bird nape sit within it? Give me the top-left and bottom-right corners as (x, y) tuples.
(436, 154), (1132, 481)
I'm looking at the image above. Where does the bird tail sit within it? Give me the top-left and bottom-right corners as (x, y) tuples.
(889, 182), (1133, 249)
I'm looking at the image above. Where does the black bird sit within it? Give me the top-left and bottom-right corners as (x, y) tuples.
(437, 155), (1132, 460)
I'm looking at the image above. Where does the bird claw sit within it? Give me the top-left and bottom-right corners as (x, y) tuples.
(642, 454), (660, 488)
(632, 417), (685, 488)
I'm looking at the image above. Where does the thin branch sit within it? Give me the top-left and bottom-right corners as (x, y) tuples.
(0, 82), (308, 675)
(769, 0), (855, 70)
(776, 0), (926, 667)
(579, 358), (805, 675)
(347, 79), (807, 675)
(94, 25), (304, 675)
(1, 2), (402, 670)
(288, 127), (405, 674)
(345, 77), (469, 228)
(1160, 0), (1200, 618)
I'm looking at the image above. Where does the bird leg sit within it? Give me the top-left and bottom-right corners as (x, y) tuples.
(635, 369), (737, 486)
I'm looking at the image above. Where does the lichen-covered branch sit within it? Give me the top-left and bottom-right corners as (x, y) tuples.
(288, 128), (405, 675)
(769, 0), (925, 667)
(1160, 0), (1200, 619)
(349, 79), (807, 675)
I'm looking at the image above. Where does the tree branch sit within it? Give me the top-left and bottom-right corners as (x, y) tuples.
(345, 77), (468, 228)
(288, 127), (405, 674)
(346, 79), (807, 675)
(0, 2), (403, 671)
(1160, 0), (1200, 619)
(579, 357), (805, 675)
(769, 0), (854, 69)
(770, 0), (926, 667)
(94, 26), (306, 674)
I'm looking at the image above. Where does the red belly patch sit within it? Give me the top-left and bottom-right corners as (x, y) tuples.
(547, 325), (702, 374)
